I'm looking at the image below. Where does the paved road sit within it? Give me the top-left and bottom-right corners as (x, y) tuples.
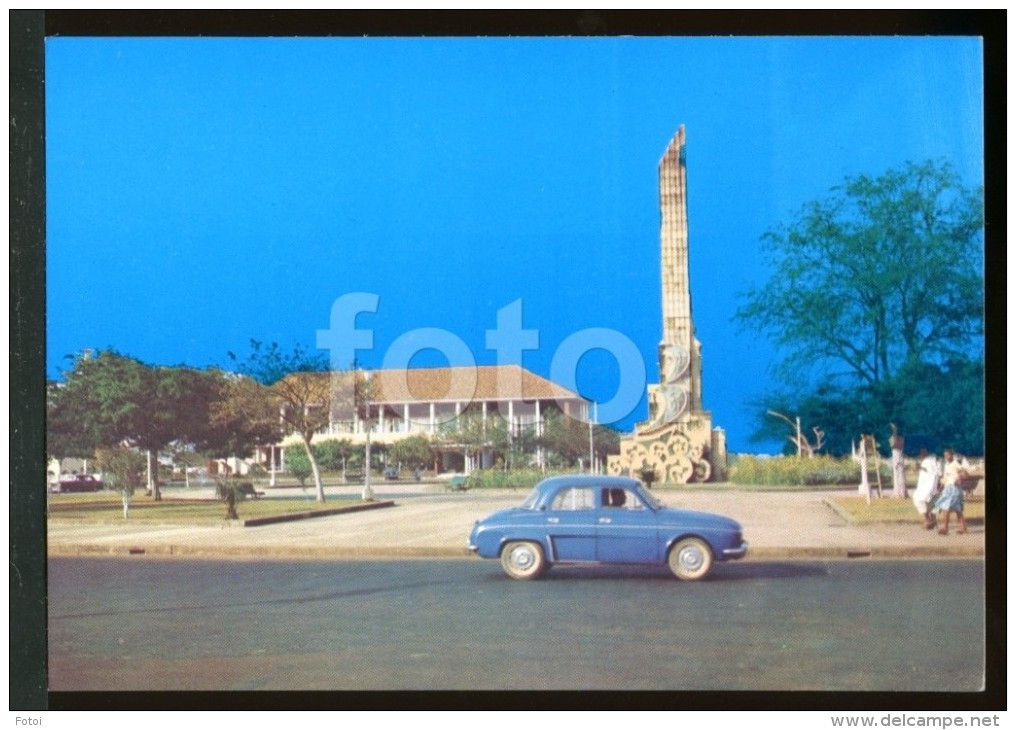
(48, 557), (985, 692)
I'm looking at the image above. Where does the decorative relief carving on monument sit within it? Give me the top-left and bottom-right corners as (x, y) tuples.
(660, 344), (690, 384)
(646, 384), (688, 428)
(607, 424), (711, 484)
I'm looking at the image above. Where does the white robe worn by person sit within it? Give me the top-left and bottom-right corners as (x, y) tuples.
(912, 454), (940, 517)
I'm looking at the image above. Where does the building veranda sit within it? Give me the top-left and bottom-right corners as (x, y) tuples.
(265, 364), (592, 475)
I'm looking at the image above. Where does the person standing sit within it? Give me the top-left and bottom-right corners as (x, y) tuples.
(933, 448), (968, 535)
(912, 448), (940, 530)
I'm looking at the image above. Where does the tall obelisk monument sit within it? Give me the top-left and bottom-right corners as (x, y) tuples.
(658, 125), (702, 415)
(608, 126), (726, 483)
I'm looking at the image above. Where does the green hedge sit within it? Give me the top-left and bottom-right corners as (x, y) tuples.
(729, 455), (890, 487)
(464, 469), (578, 491)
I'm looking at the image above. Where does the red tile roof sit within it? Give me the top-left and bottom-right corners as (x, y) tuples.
(372, 365), (584, 404)
(280, 365), (584, 405)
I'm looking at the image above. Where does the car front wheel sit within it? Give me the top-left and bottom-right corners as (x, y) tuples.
(668, 537), (713, 580)
(500, 540), (546, 580)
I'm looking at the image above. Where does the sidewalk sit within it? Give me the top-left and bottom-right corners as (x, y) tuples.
(46, 485), (986, 561)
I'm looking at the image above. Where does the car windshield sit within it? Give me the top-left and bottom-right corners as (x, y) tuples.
(634, 482), (664, 510)
(518, 485), (542, 510)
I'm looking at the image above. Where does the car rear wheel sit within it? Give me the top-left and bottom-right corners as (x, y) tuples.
(668, 537), (713, 580)
(500, 541), (546, 580)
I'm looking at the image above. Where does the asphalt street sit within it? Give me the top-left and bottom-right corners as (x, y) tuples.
(48, 556), (985, 693)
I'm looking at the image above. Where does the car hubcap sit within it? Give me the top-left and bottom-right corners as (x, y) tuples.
(678, 546), (704, 572)
(510, 547), (534, 570)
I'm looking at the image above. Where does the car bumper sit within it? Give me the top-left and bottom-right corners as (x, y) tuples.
(722, 541), (749, 560)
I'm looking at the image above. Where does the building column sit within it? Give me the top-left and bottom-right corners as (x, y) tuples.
(404, 403), (410, 433)
(535, 399), (543, 469)
(429, 402), (436, 434)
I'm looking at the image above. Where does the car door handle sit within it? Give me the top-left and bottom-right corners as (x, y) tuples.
(547, 517), (559, 524)
(598, 517), (612, 524)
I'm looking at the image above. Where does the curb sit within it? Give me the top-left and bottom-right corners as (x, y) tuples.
(46, 544), (474, 560)
(241, 499), (396, 527)
(746, 546), (984, 560)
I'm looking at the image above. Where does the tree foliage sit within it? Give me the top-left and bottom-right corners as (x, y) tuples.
(737, 160), (982, 388)
(47, 350), (221, 499)
(314, 438), (357, 476)
(438, 408), (500, 467)
(388, 435), (434, 470)
(227, 340), (333, 502)
(539, 407), (620, 469)
(94, 446), (146, 518)
(284, 444), (313, 487)
(736, 161), (984, 455)
(46, 379), (98, 460)
(751, 356), (984, 458)
(205, 371), (283, 459)
(94, 446), (146, 495)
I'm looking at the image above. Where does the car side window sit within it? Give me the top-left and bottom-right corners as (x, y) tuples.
(550, 487), (596, 511)
(601, 487), (643, 510)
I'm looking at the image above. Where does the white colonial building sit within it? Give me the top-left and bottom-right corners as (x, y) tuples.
(267, 364), (589, 474)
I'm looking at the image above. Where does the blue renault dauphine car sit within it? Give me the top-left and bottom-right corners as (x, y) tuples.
(468, 475), (748, 580)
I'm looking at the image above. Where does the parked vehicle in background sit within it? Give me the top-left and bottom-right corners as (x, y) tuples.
(468, 475), (748, 581)
(53, 474), (104, 493)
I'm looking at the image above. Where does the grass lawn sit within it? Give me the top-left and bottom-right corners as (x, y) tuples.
(827, 495), (985, 525)
(659, 481), (852, 493)
(47, 492), (367, 525)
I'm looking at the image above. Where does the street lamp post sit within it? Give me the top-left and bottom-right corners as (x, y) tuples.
(363, 403), (374, 501)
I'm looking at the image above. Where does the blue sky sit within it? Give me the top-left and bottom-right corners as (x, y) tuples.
(45, 36), (984, 453)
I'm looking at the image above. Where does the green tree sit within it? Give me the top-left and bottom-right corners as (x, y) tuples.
(737, 160), (982, 388)
(592, 424), (621, 466)
(94, 446), (146, 519)
(284, 445), (313, 487)
(314, 439), (349, 473)
(47, 350), (217, 500)
(46, 380), (99, 463)
(228, 341), (333, 502)
(753, 356), (984, 458)
(539, 408), (618, 470)
(205, 371), (283, 461)
(329, 439), (358, 482)
(388, 435), (434, 472)
(354, 370), (381, 500)
(539, 408), (590, 468)
(438, 408), (499, 471)
(736, 161), (984, 454)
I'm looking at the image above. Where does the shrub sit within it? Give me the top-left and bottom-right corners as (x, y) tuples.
(214, 480), (255, 501)
(464, 469), (576, 491)
(285, 445), (312, 486)
(729, 454), (890, 487)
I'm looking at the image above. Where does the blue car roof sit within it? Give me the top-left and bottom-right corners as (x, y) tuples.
(535, 474), (642, 491)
